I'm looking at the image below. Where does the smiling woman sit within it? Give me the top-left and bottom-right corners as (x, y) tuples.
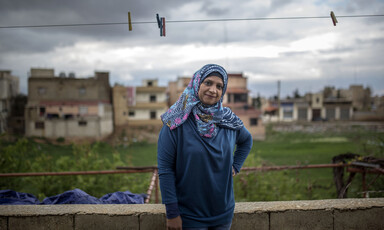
(158, 64), (253, 229)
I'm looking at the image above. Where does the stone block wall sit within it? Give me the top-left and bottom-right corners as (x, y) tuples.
(0, 198), (383, 230)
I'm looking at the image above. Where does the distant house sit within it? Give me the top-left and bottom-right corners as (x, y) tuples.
(223, 73), (265, 140)
(167, 76), (191, 107)
(266, 91), (354, 122)
(113, 79), (167, 126)
(0, 70), (19, 134)
(25, 68), (113, 139)
(112, 79), (168, 142)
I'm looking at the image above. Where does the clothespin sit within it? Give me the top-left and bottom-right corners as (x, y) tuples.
(330, 11), (338, 26)
(161, 17), (166, 36)
(156, 14), (161, 29)
(128, 11), (132, 31)
(156, 13), (166, 37)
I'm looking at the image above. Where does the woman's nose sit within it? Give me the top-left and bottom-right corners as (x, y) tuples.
(208, 86), (216, 93)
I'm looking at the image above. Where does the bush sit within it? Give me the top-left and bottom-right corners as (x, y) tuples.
(0, 139), (151, 201)
(56, 137), (65, 143)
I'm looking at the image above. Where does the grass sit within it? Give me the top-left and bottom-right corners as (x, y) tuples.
(116, 142), (158, 167)
(1, 129), (383, 201)
(237, 130), (384, 200)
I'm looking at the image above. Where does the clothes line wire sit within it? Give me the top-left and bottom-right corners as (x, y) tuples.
(0, 14), (383, 29)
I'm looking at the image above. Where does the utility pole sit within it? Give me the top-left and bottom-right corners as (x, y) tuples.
(277, 80), (281, 121)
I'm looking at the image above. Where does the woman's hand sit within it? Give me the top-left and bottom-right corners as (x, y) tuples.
(232, 166), (236, 177)
(167, 216), (182, 230)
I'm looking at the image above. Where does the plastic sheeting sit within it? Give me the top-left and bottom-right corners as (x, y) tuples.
(0, 189), (146, 205)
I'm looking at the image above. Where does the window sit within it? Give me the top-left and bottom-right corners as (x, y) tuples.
(283, 108), (293, 119)
(147, 81), (153, 86)
(298, 108), (307, 121)
(47, 113), (59, 119)
(150, 111), (156, 119)
(39, 107), (46, 117)
(78, 121), (87, 126)
(64, 114), (73, 119)
(79, 106), (88, 115)
(129, 111), (135, 117)
(35, 121), (44, 129)
(79, 87), (86, 96)
(150, 95), (157, 102)
(326, 108), (335, 120)
(38, 87), (46, 95)
(250, 118), (258, 126)
(234, 93), (247, 103)
(340, 108), (350, 120)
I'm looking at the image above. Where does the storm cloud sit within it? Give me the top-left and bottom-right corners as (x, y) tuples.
(1, 0), (383, 97)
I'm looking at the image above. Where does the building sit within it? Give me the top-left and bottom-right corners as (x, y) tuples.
(7, 94), (27, 135)
(25, 68), (113, 139)
(112, 79), (167, 142)
(223, 73), (264, 140)
(325, 85), (371, 111)
(0, 70), (19, 134)
(167, 76), (191, 106)
(272, 92), (353, 122)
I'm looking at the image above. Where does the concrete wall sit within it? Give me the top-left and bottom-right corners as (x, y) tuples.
(25, 116), (113, 138)
(0, 198), (383, 230)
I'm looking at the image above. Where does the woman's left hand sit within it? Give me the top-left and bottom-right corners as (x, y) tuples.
(232, 166), (236, 177)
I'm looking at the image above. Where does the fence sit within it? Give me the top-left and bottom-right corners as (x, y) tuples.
(1, 162), (382, 203)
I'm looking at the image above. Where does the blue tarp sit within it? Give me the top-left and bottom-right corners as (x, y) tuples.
(0, 189), (146, 205)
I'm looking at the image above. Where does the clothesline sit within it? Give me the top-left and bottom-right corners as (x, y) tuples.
(1, 14), (383, 29)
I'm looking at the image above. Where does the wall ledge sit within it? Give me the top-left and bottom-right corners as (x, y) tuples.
(1, 198), (383, 230)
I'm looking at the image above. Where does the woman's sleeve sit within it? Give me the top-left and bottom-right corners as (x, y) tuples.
(232, 126), (253, 173)
(157, 125), (178, 205)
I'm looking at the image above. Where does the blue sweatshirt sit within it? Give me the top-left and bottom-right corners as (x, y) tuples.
(157, 114), (253, 228)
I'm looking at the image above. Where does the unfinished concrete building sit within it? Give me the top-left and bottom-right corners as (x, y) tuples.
(0, 70), (19, 134)
(112, 79), (168, 142)
(25, 68), (113, 139)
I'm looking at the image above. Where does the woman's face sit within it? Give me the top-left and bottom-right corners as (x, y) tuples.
(198, 75), (224, 105)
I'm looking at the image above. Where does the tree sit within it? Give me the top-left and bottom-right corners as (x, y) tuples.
(253, 93), (261, 109)
(293, 88), (301, 98)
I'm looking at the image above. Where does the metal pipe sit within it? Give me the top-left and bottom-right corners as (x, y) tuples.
(116, 166), (158, 171)
(347, 167), (384, 174)
(145, 169), (158, 204)
(241, 163), (348, 172)
(0, 164), (356, 177)
(155, 172), (159, 204)
(0, 169), (154, 177)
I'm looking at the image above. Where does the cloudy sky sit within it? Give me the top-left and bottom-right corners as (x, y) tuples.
(1, 0), (383, 98)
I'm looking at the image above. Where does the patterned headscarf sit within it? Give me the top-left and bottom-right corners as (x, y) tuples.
(161, 64), (243, 138)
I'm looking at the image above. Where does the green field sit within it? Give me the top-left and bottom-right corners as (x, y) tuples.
(0, 129), (383, 202)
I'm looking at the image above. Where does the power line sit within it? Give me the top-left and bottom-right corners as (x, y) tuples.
(0, 14), (383, 29)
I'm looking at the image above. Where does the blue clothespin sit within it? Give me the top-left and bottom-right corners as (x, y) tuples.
(156, 14), (166, 37)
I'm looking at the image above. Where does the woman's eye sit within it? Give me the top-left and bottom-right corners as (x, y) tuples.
(205, 81), (212, 86)
(217, 85), (223, 90)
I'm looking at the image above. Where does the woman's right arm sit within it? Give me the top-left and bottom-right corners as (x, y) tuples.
(157, 126), (182, 229)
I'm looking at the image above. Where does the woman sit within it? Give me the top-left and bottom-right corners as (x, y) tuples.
(158, 64), (253, 230)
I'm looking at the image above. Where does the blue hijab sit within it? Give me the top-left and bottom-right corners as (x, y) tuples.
(161, 64), (243, 138)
